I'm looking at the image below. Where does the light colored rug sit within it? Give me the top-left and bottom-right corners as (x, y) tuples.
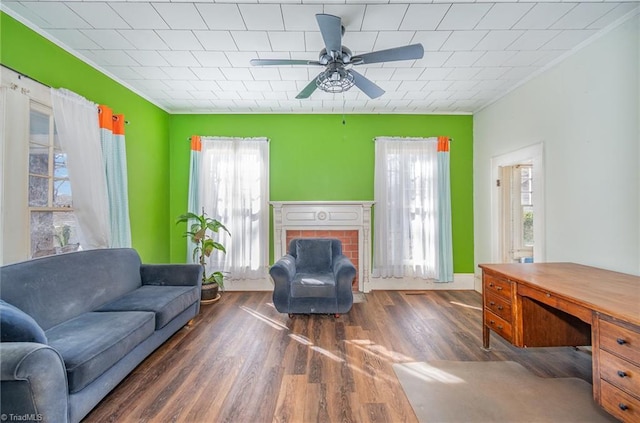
(393, 360), (617, 423)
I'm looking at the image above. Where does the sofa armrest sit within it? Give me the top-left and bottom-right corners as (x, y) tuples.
(269, 255), (296, 312)
(140, 264), (203, 288)
(1, 343), (69, 423)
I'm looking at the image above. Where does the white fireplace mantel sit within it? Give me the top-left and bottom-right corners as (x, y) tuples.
(270, 201), (374, 292)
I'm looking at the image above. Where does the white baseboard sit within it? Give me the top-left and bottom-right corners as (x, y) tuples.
(226, 273), (477, 292)
(364, 273), (475, 292)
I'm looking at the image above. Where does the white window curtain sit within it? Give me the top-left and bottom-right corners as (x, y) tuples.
(51, 88), (110, 250)
(373, 136), (453, 282)
(188, 136), (269, 280)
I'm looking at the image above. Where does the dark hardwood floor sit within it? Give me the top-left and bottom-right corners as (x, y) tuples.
(83, 290), (593, 422)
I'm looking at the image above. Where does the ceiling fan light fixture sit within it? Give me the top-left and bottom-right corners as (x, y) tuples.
(316, 66), (354, 94)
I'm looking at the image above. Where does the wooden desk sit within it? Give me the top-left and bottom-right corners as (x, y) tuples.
(479, 263), (640, 422)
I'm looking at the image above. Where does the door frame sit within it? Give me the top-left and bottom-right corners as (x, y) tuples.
(490, 143), (545, 263)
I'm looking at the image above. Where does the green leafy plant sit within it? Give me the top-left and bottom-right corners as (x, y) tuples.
(176, 209), (230, 287)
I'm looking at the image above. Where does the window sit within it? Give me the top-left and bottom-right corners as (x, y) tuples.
(500, 163), (533, 262)
(28, 103), (79, 258)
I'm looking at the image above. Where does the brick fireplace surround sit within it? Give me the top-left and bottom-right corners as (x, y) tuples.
(271, 202), (374, 292)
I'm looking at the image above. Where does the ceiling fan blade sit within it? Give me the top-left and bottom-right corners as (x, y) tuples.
(250, 59), (322, 66)
(352, 44), (424, 65)
(351, 70), (385, 99)
(316, 14), (342, 55)
(295, 77), (319, 99)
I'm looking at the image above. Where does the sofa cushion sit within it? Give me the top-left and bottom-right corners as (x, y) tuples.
(45, 311), (154, 393)
(95, 285), (199, 329)
(0, 300), (47, 344)
(0, 248), (144, 330)
(291, 273), (336, 298)
(295, 239), (333, 273)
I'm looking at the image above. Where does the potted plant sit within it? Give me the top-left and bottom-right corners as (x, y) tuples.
(176, 209), (230, 304)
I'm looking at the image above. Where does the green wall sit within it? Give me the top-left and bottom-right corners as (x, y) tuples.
(1, 13), (171, 262)
(169, 114), (474, 273)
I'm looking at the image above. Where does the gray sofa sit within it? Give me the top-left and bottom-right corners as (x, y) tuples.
(0, 248), (202, 423)
(270, 238), (356, 316)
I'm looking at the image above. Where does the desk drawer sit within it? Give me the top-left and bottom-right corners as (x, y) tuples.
(484, 293), (512, 322)
(600, 349), (640, 397)
(600, 380), (640, 422)
(600, 320), (640, 364)
(484, 310), (512, 342)
(484, 274), (512, 300)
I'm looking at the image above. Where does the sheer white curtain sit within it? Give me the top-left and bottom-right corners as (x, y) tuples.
(51, 88), (110, 249)
(200, 137), (269, 280)
(373, 136), (453, 282)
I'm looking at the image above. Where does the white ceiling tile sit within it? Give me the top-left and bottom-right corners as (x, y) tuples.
(551, 3), (617, 30)
(391, 67), (423, 80)
(166, 80), (195, 91)
(226, 52), (259, 67)
(411, 31), (452, 52)
(215, 91), (241, 100)
(444, 51), (484, 67)
(441, 31), (488, 50)
(362, 4), (409, 31)
(269, 32), (306, 51)
(190, 81), (222, 91)
(418, 67), (454, 81)
(476, 3), (534, 30)
(192, 51), (231, 67)
(109, 3), (169, 30)
(152, 3), (207, 30)
(502, 50), (548, 67)
(243, 80), (272, 91)
(194, 31), (237, 51)
(323, 5), (366, 31)
(513, 3), (577, 30)
(159, 51), (199, 67)
(81, 30), (135, 50)
(403, 91), (429, 100)
(119, 30), (170, 50)
(162, 67), (199, 80)
(415, 51), (452, 67)
(424, 80), (452, 90)
(507, 29), (561, 51)
(448, 80), (478, 91)
(217, 81), (247, 91)
(474, 79), (509, 91)
(279, 67), (312, 80)
(250, 67), (282, 80)
(67, 3), (130, 29)
(191, 67), (225, 80)
(372, 32), (415, 51)
(220, 68), (253, 80)
(231, 31), (271, 51)
(271, 80), (299, 91)
(135, 79), (171, 90)
(343, 32), (377, 54)
(474, 51), (517, 67)
(155, 30), (203, 50)
(363, 68), (395, 80)
(400, 4), (450, 31)
(500, 66), (539, 81)
(238, 4), (285, 30)
(396, 80), (426, 91)
(474, 30), (524, 51)
(471, 67), (510, 80)
(281, 5), (323, 30)
(438, 4), (492, 30)
(94, 50), (140, 66)
(130, 66), (170, 80)
(445, 67), (481, 80)
(45, 29), (100, 49)
(101, 66), (142, 80)
(542, 29), (598, 50)
(21, 2), (91, 29)
(196, 4), (245, 30)
(589, 4), (640, 30)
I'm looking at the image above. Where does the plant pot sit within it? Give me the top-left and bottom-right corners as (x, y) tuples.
(201, 282), (220, 304)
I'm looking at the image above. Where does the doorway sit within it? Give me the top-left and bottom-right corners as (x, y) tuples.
(491, 144), (545, 263)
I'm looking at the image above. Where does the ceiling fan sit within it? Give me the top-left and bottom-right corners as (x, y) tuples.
(250, 14), (424, 100)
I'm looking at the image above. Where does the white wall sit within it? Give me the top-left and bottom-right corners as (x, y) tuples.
(474, 15), (640, 276)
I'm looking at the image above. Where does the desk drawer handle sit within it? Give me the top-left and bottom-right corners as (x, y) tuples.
(496, 286), (503, 291)
(617, 338), (627, 345)
(489, 283), (494, 287)
(617, 370), (628, 378)
(489, 301), (495, 306)
(497, 305), (503, 310)
(618, 403), (628, 411)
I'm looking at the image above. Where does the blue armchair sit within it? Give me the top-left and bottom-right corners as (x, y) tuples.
(270, 238), (356, 316)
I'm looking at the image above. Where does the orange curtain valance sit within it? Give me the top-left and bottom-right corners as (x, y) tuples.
(437, 136), (450, 152)
(190, 135), (202, 152)
(98, 105), (125, 135)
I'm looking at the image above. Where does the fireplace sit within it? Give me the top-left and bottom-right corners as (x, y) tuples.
(271, 201), (374, 292)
